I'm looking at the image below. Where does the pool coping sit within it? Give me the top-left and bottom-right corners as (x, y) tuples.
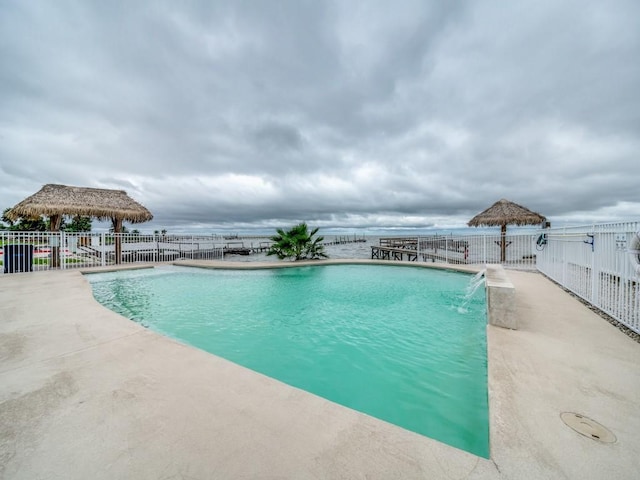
(1, 260), (639, 478)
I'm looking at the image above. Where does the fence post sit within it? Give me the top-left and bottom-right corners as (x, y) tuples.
(101, 233), (106, 267)
(445, 236), (449, 263)
(561, 226), (567, 285)
(591, 226), (599, 305)
(60, 232), (65, 270)
(483, 235), (487, 264)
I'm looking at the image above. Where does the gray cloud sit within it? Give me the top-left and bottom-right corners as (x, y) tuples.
(1, 0), (639, 232)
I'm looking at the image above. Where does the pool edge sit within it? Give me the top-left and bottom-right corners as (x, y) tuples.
(2, 266), (639, 478)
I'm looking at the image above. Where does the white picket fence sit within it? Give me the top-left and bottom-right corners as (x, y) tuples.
(536, 222), (640, 334)
(0, 232), (224, 273)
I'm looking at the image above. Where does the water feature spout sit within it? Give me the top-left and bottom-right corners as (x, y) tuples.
(459, 269), (486, 313)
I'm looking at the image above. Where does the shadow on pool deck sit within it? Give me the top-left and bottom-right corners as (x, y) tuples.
(0, 260), (639, 479)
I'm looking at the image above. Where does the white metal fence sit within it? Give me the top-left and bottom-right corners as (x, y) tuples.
(3, 225), (639, 334)
(536, 222), (640, 334)
(0, 232), (224, 274)
(416, 234), (538, 270)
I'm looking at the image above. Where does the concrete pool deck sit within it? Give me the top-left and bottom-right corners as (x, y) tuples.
(0, 261), (638, 479)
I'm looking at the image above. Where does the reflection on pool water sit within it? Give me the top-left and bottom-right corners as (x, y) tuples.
(88, 264), (489, 457)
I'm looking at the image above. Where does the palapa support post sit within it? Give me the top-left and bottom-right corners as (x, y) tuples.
(500, 223), (507, 263)
(113, 217), (123, 265)
(49, 214), (62, 268)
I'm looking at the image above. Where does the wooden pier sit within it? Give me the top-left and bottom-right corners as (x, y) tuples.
(322, 235), (367, 246)
(371, 246), (419, 262)
(222, 235), (367, 256)
(371, 236), (470, 264)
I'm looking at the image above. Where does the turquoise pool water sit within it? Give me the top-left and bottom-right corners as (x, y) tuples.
(88, 264), (489, 457)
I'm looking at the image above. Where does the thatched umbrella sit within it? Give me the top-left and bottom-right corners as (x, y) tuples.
(468, 198), (546, 262)
(7, 184), (153, 265)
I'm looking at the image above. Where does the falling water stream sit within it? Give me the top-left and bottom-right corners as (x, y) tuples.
(458, 269), (486, 314)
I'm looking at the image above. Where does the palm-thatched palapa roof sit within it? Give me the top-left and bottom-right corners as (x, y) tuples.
(467, 198), (546, 227)
(6, 184), (153, 223)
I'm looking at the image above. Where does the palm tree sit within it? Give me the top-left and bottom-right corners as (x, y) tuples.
(1, 208), (14, 230)
(267, 223), (328, 261)
(63, 215), (92, 232)
(1, 208), (50, 231)
(303, 230), (327, 260)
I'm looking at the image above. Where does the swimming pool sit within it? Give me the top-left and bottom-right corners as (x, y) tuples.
(88, 264), (489, 457)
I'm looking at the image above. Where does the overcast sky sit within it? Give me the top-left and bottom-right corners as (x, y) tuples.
(1, 1), (639, 232)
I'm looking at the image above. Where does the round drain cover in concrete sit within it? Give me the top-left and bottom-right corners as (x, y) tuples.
(560, 412), (616, 443)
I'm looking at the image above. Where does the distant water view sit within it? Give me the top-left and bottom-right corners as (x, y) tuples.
(221, 225), (542, 263)
(224, 236), (378, 262)
(159, 225), (541, 238)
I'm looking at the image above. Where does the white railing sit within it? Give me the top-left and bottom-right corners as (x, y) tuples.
(0, 232), (224, 274)
(536, 222), (640, 334)
(416, 234), (538, 270)
(4, 225), (638, 334)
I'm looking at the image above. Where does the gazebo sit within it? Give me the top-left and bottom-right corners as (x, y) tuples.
(6, 184), (153, 265)
(468, 198), (546, 262)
